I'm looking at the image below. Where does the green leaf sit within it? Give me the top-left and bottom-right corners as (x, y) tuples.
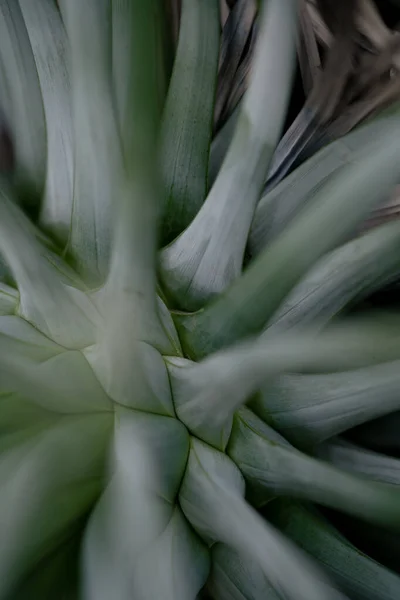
(175, 115), (400, 359)
(0, 316), (113, 414)
(208, 543), (280, 600)
(0, 187), (99, 348)
(112, 408), (190, 502)
(83, 415), (207, 600)
(0, 414), (110, 597)
(180, 438), (347, 600)
(264, 220), (400, 336)
(229, 407), (400, 528)
(160, 0), (297, 312)
(317, 438), (400, 485)
(0, 0), (46, 194)
(89, 1), (178, 413)
(267, 500), (400, 600)
(214, 0), (257, 128)
(159, 0), (220, 243)
(0, 282), (17, 315)
(208, 102), (241, 189)
(9, 533), (80, 600)
(251, 359), (400, 449)
(167, 319), (400, 444)
(60, 0), (122, 285)
(249, 107), (400, 255)
(19, 0), (74, 246)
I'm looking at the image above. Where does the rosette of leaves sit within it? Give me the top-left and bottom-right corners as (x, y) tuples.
(2, 1), (400, 599)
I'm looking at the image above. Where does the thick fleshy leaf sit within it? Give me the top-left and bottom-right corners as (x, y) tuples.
(0, 187), (99, 348)
(208, 543), (280, 600)
(267, 500), (400, 600)
(88, 1), (177, 413)
(249, 106), (400, 255)
(19, 0), (74, 246)
(263, 220), (400, 336)
(159, 0), (220, 243)
(60, 0), (122, 285)
(160, 0), (297, 311)
(111, 408), (189, 501)
(208, 102), (241, 189)
(157, 294), (183, 356)
(0, 282), (17, 315)
(214, 0), (256, 128)
(0, 440), (55, 597)
(82, 414), (207, 600)
(175, 114), (400, 359)
(9, 533), (80, 600)
(0, 315), (113, 415)
(166, 319), (400, 445)
(166, 356), (233, 451)
(0, 0), (46, 194)
(317, 438), (400, 485)
(0, 392), (56, 439)
(251, 359), (400, 449)
(0, 414), (110, 597)
(229, 407), (400, 528)
(180, 438), (347, 600)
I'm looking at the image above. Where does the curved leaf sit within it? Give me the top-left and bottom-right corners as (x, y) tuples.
(159, 0), (220, 243)
(161, 0), (297, 311)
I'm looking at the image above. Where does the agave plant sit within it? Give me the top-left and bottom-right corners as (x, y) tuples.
(3, 0), (400, 599)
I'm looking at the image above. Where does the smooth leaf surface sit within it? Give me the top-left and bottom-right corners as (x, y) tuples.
(167, 319), (400, 442)
(250, 105), (400, 255)
(263, 220), (400, 336)
(252, 359), (400, 448)
(160, 0), (220, 243)
(0, 0), (46, 194)
(0, 187), (99, 348)
(60, 0), (121, 285)
(20, 0), (74, 245)
(161, 0), (297, 311)
(82, 417), (206, 600)
(229, 407), (400, 528)
(176, 115), (400, 358)
(208, 543), (280, 600)
(180, 438), (347, 600)
(267, 500), (400, 600)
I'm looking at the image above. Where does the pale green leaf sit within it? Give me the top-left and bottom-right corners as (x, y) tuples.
(250, 107), (400, 254)
(268, 500), (400, 600)
(89, 2), (177, 413)
(208, 543), (280, 600)
(0, 282), (17, 315)
(208, 102), (241, 189)
(167, 319), (400, 443)
(161, 0), (297, 311)
(0, 316), (112, 413)
(0, 414), (110, 597)
(317, 438), (400, 485)
(229, 407), (400, 528)
(214, 0), (256, 128)
(263, 220), (400, 336)
(0, 187), (99, 348)
(252, 360), (400, 448)
(0, 0), (46, 194)
(175, 115), (400, 358)
(82, 416), (205, 600)
(60, 0), (121, 285)
(159, 0), (220, 243)
(19, 0), (74, 246)
(180, 438), (347, 600)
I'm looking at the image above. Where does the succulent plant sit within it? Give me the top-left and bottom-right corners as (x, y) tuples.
(2, 1), (400, 599)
